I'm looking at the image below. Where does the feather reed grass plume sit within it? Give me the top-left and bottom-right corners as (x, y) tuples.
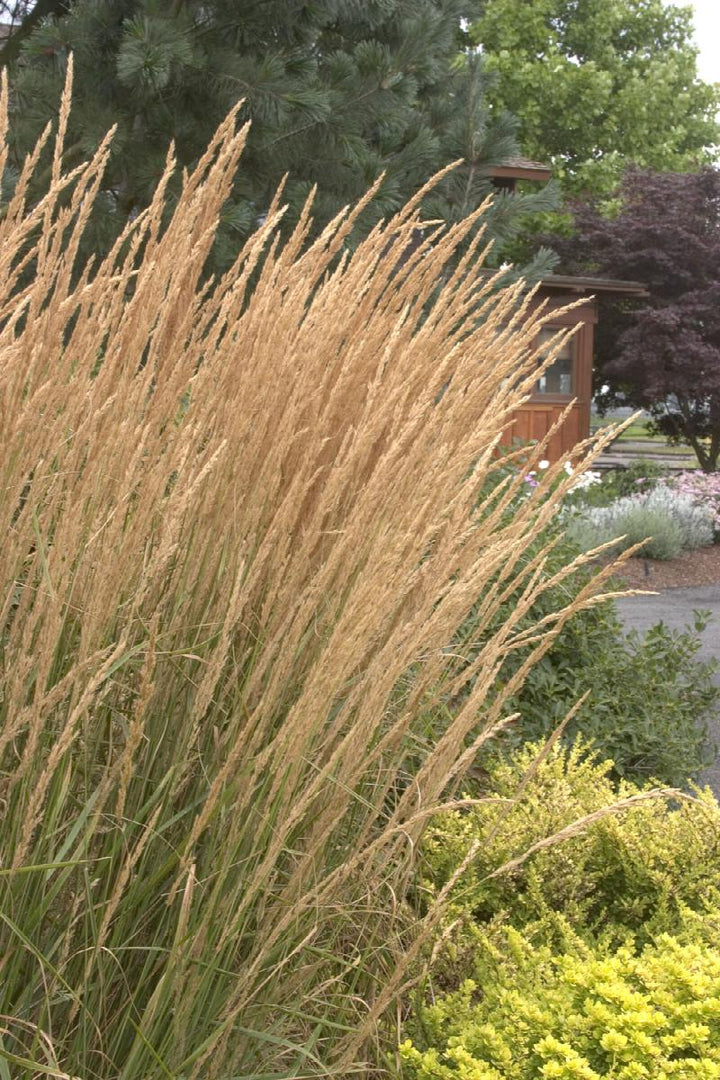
(1, 68), (628, 1077)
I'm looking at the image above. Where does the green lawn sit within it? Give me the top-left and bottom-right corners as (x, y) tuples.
(590, 419), (699, 465)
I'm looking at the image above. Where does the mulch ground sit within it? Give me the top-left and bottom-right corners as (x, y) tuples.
(610, 543), (720, 591)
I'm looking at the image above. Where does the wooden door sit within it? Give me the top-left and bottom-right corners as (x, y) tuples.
(502, 296), (595, 462)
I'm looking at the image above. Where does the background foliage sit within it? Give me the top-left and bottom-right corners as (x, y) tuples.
(3, 0), (560, 273)
(471, 0), (720, 196)
(553, 168), (720, 470)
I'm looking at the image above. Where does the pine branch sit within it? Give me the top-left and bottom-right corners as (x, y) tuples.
(259, 83), (394, 152)
(0, 0), (70, 66)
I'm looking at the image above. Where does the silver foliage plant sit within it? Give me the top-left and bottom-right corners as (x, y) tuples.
(566, 485), (715, 561)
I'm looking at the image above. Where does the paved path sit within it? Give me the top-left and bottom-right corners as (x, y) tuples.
(616, 585), (720, 795)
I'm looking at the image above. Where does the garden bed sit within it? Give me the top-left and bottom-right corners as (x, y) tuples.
(611, 543), (720, 590)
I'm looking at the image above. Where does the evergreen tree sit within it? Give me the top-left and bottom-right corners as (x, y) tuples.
(3, 0), (559, 273)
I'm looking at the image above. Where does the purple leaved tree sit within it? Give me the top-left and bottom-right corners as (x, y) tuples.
(556, 167), (720, 471)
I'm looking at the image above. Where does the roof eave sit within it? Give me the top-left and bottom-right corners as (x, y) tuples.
(539, 274), (649, 298)
(488, 164), (553, 183)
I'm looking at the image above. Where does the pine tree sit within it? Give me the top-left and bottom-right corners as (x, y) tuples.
(424, 52), (559, 278)
(4, 0), (559, 273)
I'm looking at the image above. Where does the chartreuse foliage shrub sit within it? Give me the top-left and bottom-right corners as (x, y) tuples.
(399, 746), (720, 1079)
(421, 744), (720, 954)
(399, 934), (720, 1080)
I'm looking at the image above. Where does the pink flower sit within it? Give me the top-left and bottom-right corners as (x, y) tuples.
(668, 470), (720, 529)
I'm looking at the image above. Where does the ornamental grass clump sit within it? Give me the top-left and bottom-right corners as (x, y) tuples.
(1, 67), (628, 1077)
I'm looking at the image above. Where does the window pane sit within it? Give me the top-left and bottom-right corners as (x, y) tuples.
(536, 327), (573, 396)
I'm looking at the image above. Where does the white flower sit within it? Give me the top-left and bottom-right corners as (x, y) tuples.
(563, 461), (574, 476)
(568, 470), (602, 492)
(538, 459), (550, 470)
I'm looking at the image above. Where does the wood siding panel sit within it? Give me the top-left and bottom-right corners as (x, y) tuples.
(498, 290), (596, 462)
(502, 404), (586, 463)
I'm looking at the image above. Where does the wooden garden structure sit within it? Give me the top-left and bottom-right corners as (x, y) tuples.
(516, 273), (648, 460)
(488, 158), (647, 461)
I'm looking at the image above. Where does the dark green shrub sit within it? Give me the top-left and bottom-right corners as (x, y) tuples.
(443, 465), (718, 785)
(451, 525), (717, 785)
(610, 460), (670, 497)
(506, 605), (717, 785)
(565, 460), (669, 511)
(399, 932), (720, 1080)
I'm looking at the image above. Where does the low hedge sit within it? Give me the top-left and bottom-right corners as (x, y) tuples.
(404, 746), (720, 1078)
(565, 486), (715, 561)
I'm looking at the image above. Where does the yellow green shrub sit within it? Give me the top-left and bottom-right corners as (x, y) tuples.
(421, 743), (720, 954)
(400, 932), (720, 1079)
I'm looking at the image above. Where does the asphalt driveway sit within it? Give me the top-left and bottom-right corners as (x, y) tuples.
(616, 585), (720, 795)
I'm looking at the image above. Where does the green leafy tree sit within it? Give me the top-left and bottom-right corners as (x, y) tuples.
(471, 0), (720, 196)
(3, 0), (559, 273)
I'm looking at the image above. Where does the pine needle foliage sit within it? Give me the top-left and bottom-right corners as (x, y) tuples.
(1, 68), (624, 1078)
(5, 0), (560, 275)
